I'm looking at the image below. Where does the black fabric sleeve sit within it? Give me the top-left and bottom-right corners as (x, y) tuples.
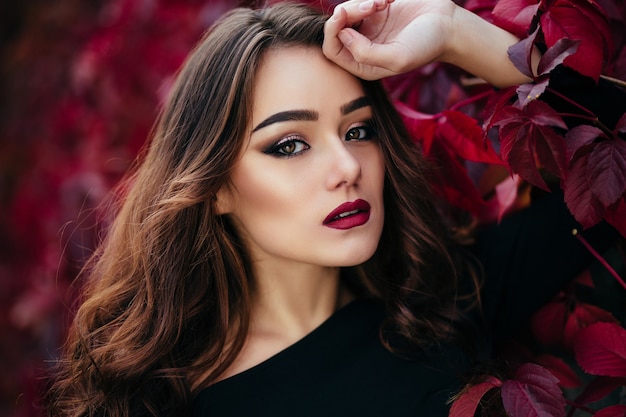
(469, 191), (620, 340)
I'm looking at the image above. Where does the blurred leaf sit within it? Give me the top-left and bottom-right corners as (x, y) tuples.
(449, 377), (503, 417)
(574, 322), (626, 376)
(501, 363), (566, 417)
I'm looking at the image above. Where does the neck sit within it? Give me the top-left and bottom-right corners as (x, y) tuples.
(250, 262), (352, 343)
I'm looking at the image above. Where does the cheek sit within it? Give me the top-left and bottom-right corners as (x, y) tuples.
(229, 161), (310, 227)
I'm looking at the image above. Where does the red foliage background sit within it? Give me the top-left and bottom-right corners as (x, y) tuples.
(0, 0), (624, 416)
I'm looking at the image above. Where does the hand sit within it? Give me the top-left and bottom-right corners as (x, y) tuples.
(323, 0), (458, 80)
(323, 0), (539, 87)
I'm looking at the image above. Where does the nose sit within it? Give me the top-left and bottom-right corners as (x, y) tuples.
(325, 138), (362, 190)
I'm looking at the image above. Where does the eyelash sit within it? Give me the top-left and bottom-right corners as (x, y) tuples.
(345, 121), (377, 142)
(263, 120), (377, 158)
(263, 135), (310, 158)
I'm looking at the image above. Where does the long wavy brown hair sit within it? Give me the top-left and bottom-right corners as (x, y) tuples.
(45, 2), (476, 416)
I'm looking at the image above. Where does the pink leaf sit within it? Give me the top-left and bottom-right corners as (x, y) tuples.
(574, 322), (626, 377)
(449, 377), (503, 417)
(495, 174), (520, 221)
(517, 78), (550, 107)
(501, 363), (566, 417)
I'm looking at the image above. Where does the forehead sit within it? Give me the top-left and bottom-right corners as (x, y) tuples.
(251, 46), (366, 123)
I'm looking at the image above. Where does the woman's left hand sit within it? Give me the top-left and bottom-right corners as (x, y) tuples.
(323, 0), (539, 87)
(323, 0), (455, 80)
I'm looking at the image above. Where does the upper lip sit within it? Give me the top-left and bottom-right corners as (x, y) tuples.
(323, 199), (371, 224)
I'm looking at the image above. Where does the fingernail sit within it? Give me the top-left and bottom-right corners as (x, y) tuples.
(359, 0), (373, 11)
(338, 30), (353, 47)
(332, 6), (344, 20)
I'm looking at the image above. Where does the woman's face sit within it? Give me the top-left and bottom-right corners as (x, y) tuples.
(218, 46), (385, 271)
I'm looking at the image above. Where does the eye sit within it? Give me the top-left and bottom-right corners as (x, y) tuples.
(345, 122), (376, 142)
(264, 136), (310, 158)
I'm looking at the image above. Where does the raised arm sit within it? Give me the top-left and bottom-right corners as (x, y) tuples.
(322, 0), (541, 88)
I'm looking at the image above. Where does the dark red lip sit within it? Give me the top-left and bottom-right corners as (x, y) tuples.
(323, 199), (371, 230)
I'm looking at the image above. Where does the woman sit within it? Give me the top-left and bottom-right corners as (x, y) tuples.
(45, 1), (609, 416)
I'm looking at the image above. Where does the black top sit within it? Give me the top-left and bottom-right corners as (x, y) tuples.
(192, 193), (616, 416)
(194, 299), (468, 416)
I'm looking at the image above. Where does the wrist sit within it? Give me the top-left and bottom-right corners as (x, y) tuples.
(440, 5), (534, 87)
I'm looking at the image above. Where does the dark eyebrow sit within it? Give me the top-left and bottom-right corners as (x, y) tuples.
(251, 96), (370, 133)
(252, 110), (318, 132)
(341, 96), (370, 115)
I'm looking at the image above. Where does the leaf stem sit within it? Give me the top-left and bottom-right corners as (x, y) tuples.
(557, 113), (612, 136)
(449, 90), (493, 112)
(600, 74), (626, 89)
(547, 87), (595, 117)
(546, 88), (613, 135)
(572, 229), (626, 290)
(565, 399), (596, 415)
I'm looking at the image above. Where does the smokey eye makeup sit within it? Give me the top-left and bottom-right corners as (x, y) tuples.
(345, 120), (377, 142)
(262, 135), (310, 158)
(261, 118), (378, 159)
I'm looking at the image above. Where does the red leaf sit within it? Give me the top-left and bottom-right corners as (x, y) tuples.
(574, 269), (594, 288)
(534, 354), (582, 388)
(574, 322), (626, 377)
(574, 376), (626, 405)
(493, 0), (540, 38)
(588, 139), (626, 206)
(428, 139), (499, 220)
(534, 124), (568, 177)
(540, 0), (610, 81)
(395, 100), (437, 153)
(504, 125), (551, 190)
(501, 363), (566, 417)
(437, 110), (503, 164)
(530, 299), (568, 347)
(537, 37), (580, 75)
(563, 150), (606, 228)
(605, 197), (626, 238)
(483, 87), (517, 133)
(495, 102), (568, 189)
(594, 405), (626, 417)
(526, 100), (568, 129)
(449, 377), (503, 417)
(563, 303), (617, 349)
(564, 125), (605, 161)
(508, 28), (540, 79)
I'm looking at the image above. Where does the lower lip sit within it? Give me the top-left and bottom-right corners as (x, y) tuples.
(324, 211), (370, 230)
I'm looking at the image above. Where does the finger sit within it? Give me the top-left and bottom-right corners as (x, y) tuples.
(331, 0), (391, 27)
(323, 6), (349, 60)
(335, 28), (398, 78)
